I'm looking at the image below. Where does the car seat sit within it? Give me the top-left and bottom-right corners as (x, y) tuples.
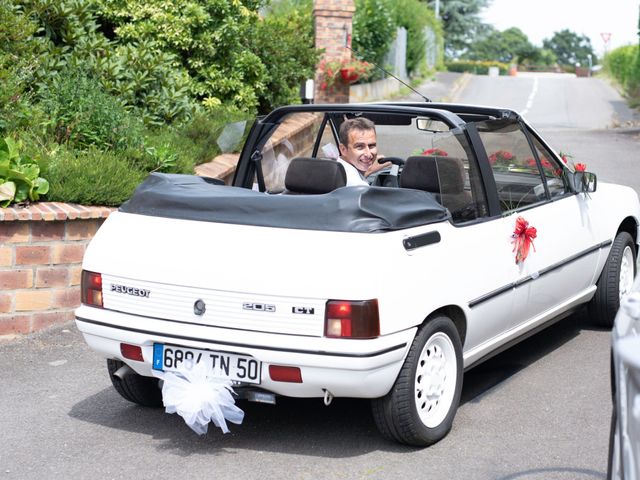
(400, 156), (474, 220)
(284, 157), (347, 194)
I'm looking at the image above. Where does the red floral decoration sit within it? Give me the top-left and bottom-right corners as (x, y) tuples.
(525, 157), (553, 170)
(558, 151), (587, 172)
(488, 150), (515, 167)
(421, 148), (449, 156)
(512, 216), (537, 264)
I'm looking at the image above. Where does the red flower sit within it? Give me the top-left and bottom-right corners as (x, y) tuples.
(422, 148), (448, 156)
(574, 163), (587, 172)
(489, 150), (515, 166)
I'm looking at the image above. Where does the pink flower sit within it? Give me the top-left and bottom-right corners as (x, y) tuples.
(575, 163), (587, 172)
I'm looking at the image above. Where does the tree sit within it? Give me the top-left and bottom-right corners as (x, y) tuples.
(465, 27), (537, 64)
(543, 29), (597, 66)
(425, 0), (491, 59)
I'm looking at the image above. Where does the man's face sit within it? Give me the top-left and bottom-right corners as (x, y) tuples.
(339, 128), (377, 173)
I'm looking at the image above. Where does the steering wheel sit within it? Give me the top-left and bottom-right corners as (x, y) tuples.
(375, 156), (405, 187)
(378, 157), (405, 167)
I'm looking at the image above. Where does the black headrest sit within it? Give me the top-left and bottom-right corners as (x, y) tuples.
(284, 157), (347, 194)
(400, 156), (465, 194)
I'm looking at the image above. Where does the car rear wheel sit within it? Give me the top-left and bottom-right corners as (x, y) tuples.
(371, 315), (463, 446)
(107, 359), (163, 407)
(589, 231), (636, 328)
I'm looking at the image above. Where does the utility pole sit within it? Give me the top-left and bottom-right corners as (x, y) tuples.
(435, 0), (440, 19)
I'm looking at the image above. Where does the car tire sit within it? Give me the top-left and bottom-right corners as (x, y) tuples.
(107, 359), (163, 407)
(371, 315), (463, 446)
(589, 231), (636, 328)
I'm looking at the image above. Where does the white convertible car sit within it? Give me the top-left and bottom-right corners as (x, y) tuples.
(76, 103), (639, 446)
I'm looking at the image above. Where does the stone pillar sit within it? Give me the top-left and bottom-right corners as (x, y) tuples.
(313, 0), (355, 104)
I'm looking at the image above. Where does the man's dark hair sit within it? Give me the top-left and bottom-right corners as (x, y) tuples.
(338, 117), (376, 147)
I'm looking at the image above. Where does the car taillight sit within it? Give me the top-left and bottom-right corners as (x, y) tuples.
(324, 299), (380, 339)
(81, 270), (103, 308)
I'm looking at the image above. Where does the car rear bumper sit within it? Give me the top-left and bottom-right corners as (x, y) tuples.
(75, 305), (415, 398)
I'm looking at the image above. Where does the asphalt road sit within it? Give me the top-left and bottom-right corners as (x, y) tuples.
(1, 72), (638, 480)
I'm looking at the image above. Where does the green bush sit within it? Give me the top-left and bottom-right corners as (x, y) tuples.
(604, 45), (639, 88)
(446, 60), (509, 75)
(0, 1), (45, 135)
(95, 0), (268, 111)
(252, 7), (320, 114)
(353, 0), (397, 72)
(43, 147), (145, 205)
(393, 0), (442, 77)
(38, 66), (145, 151)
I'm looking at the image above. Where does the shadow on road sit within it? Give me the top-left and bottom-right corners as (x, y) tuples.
(68, 310), (603, 457)
(461, 308), (607, 406)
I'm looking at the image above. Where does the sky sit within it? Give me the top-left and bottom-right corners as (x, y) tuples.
(481, 0), (639, 56)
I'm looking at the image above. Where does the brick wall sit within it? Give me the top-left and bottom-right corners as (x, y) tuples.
(314, 0), (355, 104)
(0, 203), (113, 337)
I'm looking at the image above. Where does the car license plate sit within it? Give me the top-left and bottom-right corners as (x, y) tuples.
(152, 344), (261, 384)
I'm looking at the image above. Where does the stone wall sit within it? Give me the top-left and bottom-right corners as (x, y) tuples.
(0, 203), (113, 337)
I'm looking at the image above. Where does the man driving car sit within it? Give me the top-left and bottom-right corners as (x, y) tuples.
(337, 117), (388, 186)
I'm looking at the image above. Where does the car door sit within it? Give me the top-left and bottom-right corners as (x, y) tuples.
(477, 120), (597, 325)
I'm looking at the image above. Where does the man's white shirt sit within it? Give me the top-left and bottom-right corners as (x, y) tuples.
(337, 157), (368, 186)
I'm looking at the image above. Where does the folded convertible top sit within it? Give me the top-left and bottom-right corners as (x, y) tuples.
(119, 173), (449, 233)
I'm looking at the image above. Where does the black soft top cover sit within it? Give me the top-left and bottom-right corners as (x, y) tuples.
(119, 173), (449, 233)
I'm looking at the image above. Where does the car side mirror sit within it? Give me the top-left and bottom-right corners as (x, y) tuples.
(569, 171), (597, 193)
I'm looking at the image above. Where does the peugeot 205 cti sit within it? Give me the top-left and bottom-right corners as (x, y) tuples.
(76, 103), (639, 446)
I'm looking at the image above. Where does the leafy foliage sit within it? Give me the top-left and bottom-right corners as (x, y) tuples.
(352, 0), (397, 69)
(445, 60), (508, 75)
(604, 45), (640, 100)
(464, 27), (537, 64)
(542, 29), (597, 66)
(0, 1), (45, 135)
(0, 137), (49, 206)
(426, 0), (490, 59)
(251, 6), (320, 114)
(393, 0), (442, 76)
(96, 0), (268, 111)
(38, 66), (145, 151)
(42, 146), (145, 206)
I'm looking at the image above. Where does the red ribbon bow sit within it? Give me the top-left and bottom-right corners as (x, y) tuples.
(512, 216), (537, 264)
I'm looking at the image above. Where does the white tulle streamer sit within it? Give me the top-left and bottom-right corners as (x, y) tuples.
(154, 361), (244, 435)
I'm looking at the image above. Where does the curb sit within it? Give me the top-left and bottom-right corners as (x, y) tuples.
(441, 73), (471, 103)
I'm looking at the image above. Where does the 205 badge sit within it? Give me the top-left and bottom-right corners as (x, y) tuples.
(243, 302), (275, 312)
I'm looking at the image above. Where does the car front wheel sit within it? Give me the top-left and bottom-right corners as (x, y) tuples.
(589, 231), (636, 328)
(371, 315), (463, 446)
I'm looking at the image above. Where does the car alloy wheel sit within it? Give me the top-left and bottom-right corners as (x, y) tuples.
(415, 331), (457, 428)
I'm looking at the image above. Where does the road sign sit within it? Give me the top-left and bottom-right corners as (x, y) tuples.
(601, 32), (612, 44)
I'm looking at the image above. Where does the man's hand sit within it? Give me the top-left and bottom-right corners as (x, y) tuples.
(365, 156), (391, 177)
